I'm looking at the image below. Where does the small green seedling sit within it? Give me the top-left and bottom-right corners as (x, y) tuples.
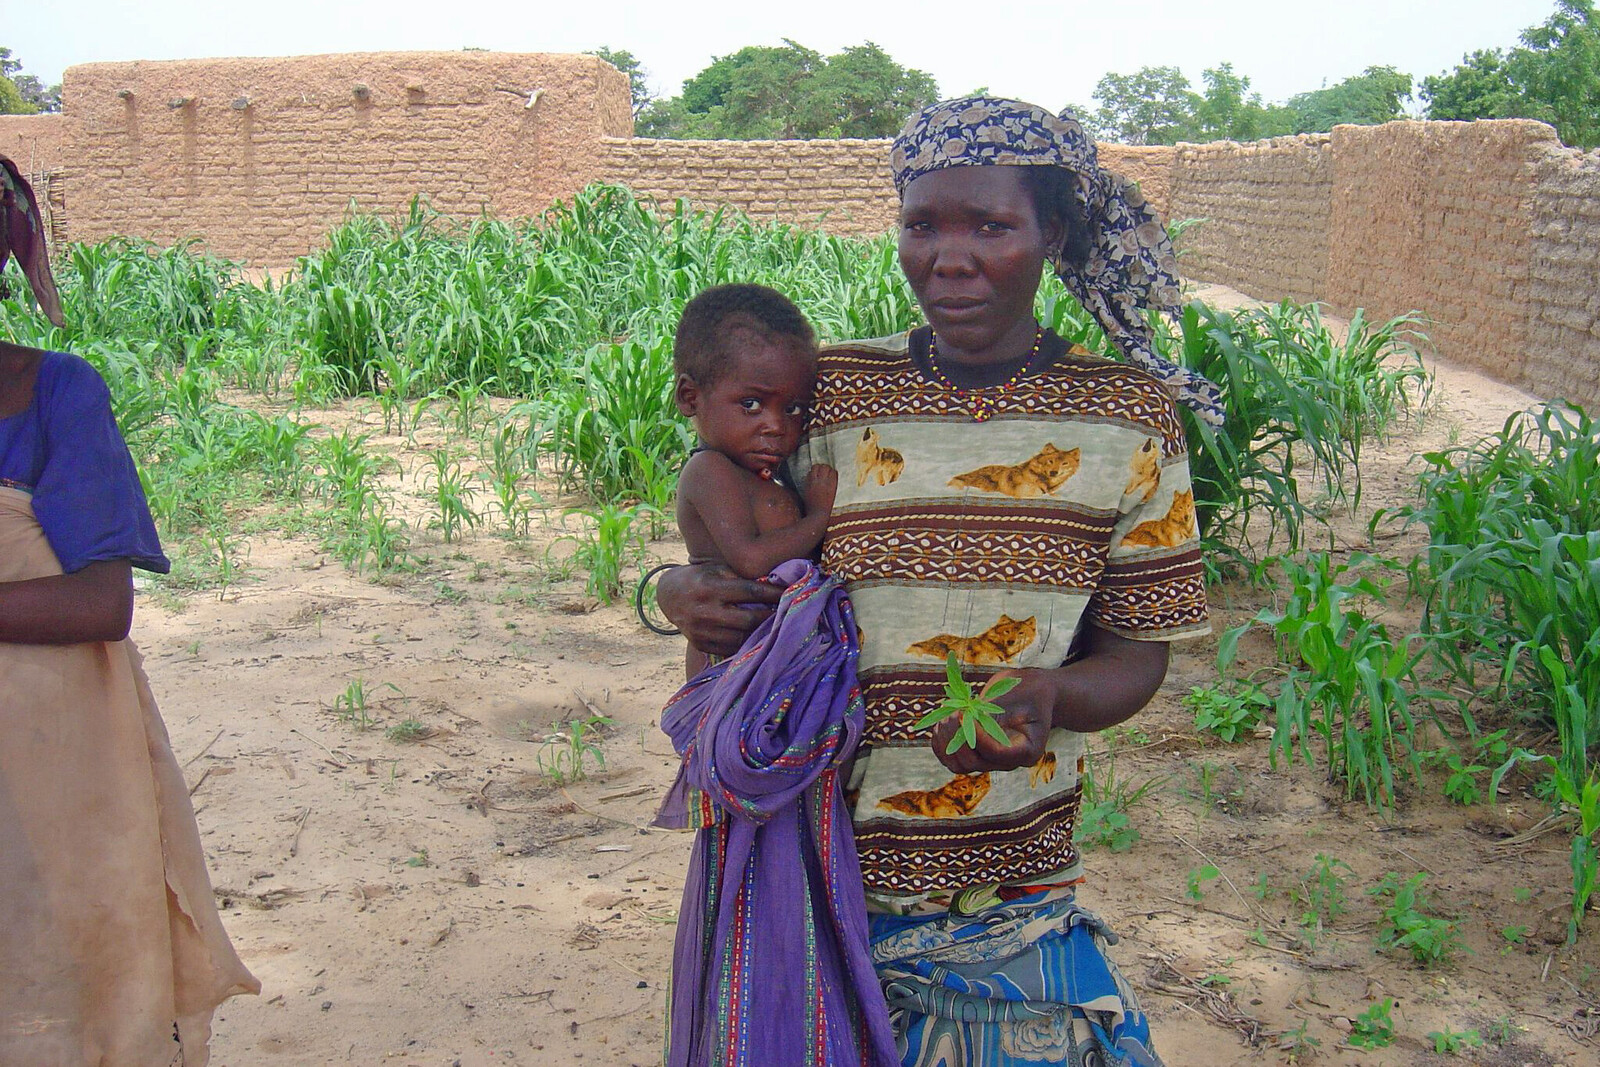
(915, 652), (1017, 755)
(1348, 998), (1395, 1049)
(1186, 864), (1222, 901)
(1428, 1028), (1482, 1055)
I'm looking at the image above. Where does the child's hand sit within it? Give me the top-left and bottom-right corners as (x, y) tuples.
(803, 463), (838, 515)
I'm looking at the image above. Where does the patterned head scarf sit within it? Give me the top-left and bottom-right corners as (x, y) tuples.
(0, 155), (64, 327)
(890, 96), (1225, 427)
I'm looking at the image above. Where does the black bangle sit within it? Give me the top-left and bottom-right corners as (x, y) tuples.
(635, 563), (683, 636)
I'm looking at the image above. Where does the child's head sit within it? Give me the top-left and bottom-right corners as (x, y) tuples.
(673, 284), (818, 479)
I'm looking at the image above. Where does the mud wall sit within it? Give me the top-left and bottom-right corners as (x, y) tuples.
(1166, 135), (1332, 305)
(59, 52), (630, 265)
(1526, 147), (1600, 406)
(1321, 121), (1552, 390)
(596, 137), (898, 235)
(1160, 119), (1597, 407)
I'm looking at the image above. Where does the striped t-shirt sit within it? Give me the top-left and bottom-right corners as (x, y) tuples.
(792, 328), (1209, 906)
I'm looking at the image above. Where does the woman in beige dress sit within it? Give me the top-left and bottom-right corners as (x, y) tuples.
(0, 155), (258, 1066)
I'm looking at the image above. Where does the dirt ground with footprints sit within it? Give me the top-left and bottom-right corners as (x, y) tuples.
(137, 286), (1599, 1066)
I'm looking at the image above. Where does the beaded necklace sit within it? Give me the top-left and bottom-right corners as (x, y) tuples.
(926, 325), (1044, 422)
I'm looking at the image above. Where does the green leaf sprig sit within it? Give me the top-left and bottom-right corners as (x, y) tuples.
(914, 652), (1018, 755)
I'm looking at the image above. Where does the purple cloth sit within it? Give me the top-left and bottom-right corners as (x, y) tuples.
(655, 559), (898, 1067)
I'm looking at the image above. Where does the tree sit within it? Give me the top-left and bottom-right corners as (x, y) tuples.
(587, 47), (651, 119)
(804, 43), (939, 138)
(1506, 0), (1600, 148)
(1091, 66), (1197, 145)
(1288, 65), (1413, 133)
(638, 40), (939, 140)
(0, 47), (59, 115)
(1420, 49), (1522, 121)
(1193, 63), (1297, 141)
(1420, 1), (1600, 148)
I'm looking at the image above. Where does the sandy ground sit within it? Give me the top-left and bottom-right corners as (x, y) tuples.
(133, 287), (1600, 1066)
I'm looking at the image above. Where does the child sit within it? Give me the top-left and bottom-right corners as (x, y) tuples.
(654, 285), (898, 1067)
(0, 156), (258, 1066)
(670, 283), (838, 677)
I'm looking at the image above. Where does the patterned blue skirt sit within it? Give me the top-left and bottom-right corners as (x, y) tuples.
(868, 891), (1164, 1067)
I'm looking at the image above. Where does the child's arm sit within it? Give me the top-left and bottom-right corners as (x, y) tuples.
(0, 560), (134, 644)
(679, 452), (837, 581)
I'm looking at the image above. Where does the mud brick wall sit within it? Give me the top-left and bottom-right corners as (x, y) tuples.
(0, 113), (72, 248)
(595, 138), (1177, 238)
(1526, 146), (1600, 407)
(60, 52), (631, 265)
(0, 113), (69, 177)
(1324, 120), (1554, 390)
(596, 137), (900, 236)
(1097, 144), (1174, 222)
(1165, 135), (1331, 304)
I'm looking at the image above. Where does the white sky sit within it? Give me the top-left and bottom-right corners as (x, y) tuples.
(5, 0), (1561, 115)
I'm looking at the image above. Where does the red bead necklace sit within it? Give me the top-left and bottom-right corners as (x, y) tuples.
(926, 325), (1044, 422)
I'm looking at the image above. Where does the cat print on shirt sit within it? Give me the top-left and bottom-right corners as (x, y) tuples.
(906, 614), (1037, 666)
(1123, 436), (1161, 504)
(855, 427), (905, 487)
(1029, 751), (1057, 787)
(878, 772), (991, 818)
(948, 443), (1081, 499)
(1121, 489), (1197, 549)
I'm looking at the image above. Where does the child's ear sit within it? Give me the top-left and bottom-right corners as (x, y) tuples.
(674, 373), (699, 418)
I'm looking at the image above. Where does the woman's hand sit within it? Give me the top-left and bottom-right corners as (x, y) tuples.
(929, 667), (1056, 774)
(926, 625), (1170, 774)
(657, 562), (783, 659)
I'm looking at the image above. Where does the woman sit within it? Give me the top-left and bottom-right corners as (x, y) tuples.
(0, 156), (258, 1065)
(659, 98), (1221, 1066)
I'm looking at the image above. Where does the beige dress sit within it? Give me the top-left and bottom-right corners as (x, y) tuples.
(0, 487), (259, 1066)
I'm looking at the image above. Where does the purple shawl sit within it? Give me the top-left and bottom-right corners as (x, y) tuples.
(655, 559), (898, 1067)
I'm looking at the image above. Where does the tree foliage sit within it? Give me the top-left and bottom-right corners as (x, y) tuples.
(0, 47), (59, 115)
(1422, 0), (1600, 149)
(1091, 66), (1195, 145)
(1089, 62), (1408, 145)
(1287, 66), (1413, 133)
(637, 40), (938, 140)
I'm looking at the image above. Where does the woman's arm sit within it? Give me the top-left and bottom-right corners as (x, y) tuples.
(657, 563), (784, 659)
(929, 622), (1169, 774)
(0, 560), (135, 644)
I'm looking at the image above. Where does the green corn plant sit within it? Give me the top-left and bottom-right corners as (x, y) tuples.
(1492, 752), (1600, 945)
(1389, 404), (1600, 783)
(549, 504), (656, 604)
(420, 446), (480, 543)
(1219, 552), (1449, 810)
(482, 420), (536, 536)
(1164, 302), (1358, 576)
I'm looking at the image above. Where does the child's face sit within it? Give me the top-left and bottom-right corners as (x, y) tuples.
(677, 338), (816, 479)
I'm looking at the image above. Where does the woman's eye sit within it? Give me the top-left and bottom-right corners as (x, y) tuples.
(981, 220), (1013, 234)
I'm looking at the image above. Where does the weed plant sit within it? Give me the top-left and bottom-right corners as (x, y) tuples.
(1368, 872), (1464, 967)
(1076, 740), (1164, 853)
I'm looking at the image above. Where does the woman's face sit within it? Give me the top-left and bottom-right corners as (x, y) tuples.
(898, 166), (1058, 363)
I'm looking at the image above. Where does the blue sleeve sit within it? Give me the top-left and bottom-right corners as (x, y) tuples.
(32, 356), (170, 575)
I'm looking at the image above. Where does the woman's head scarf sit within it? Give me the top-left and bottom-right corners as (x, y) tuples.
(890, 96), (1225, 427)
(0, 155), (64, 327)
